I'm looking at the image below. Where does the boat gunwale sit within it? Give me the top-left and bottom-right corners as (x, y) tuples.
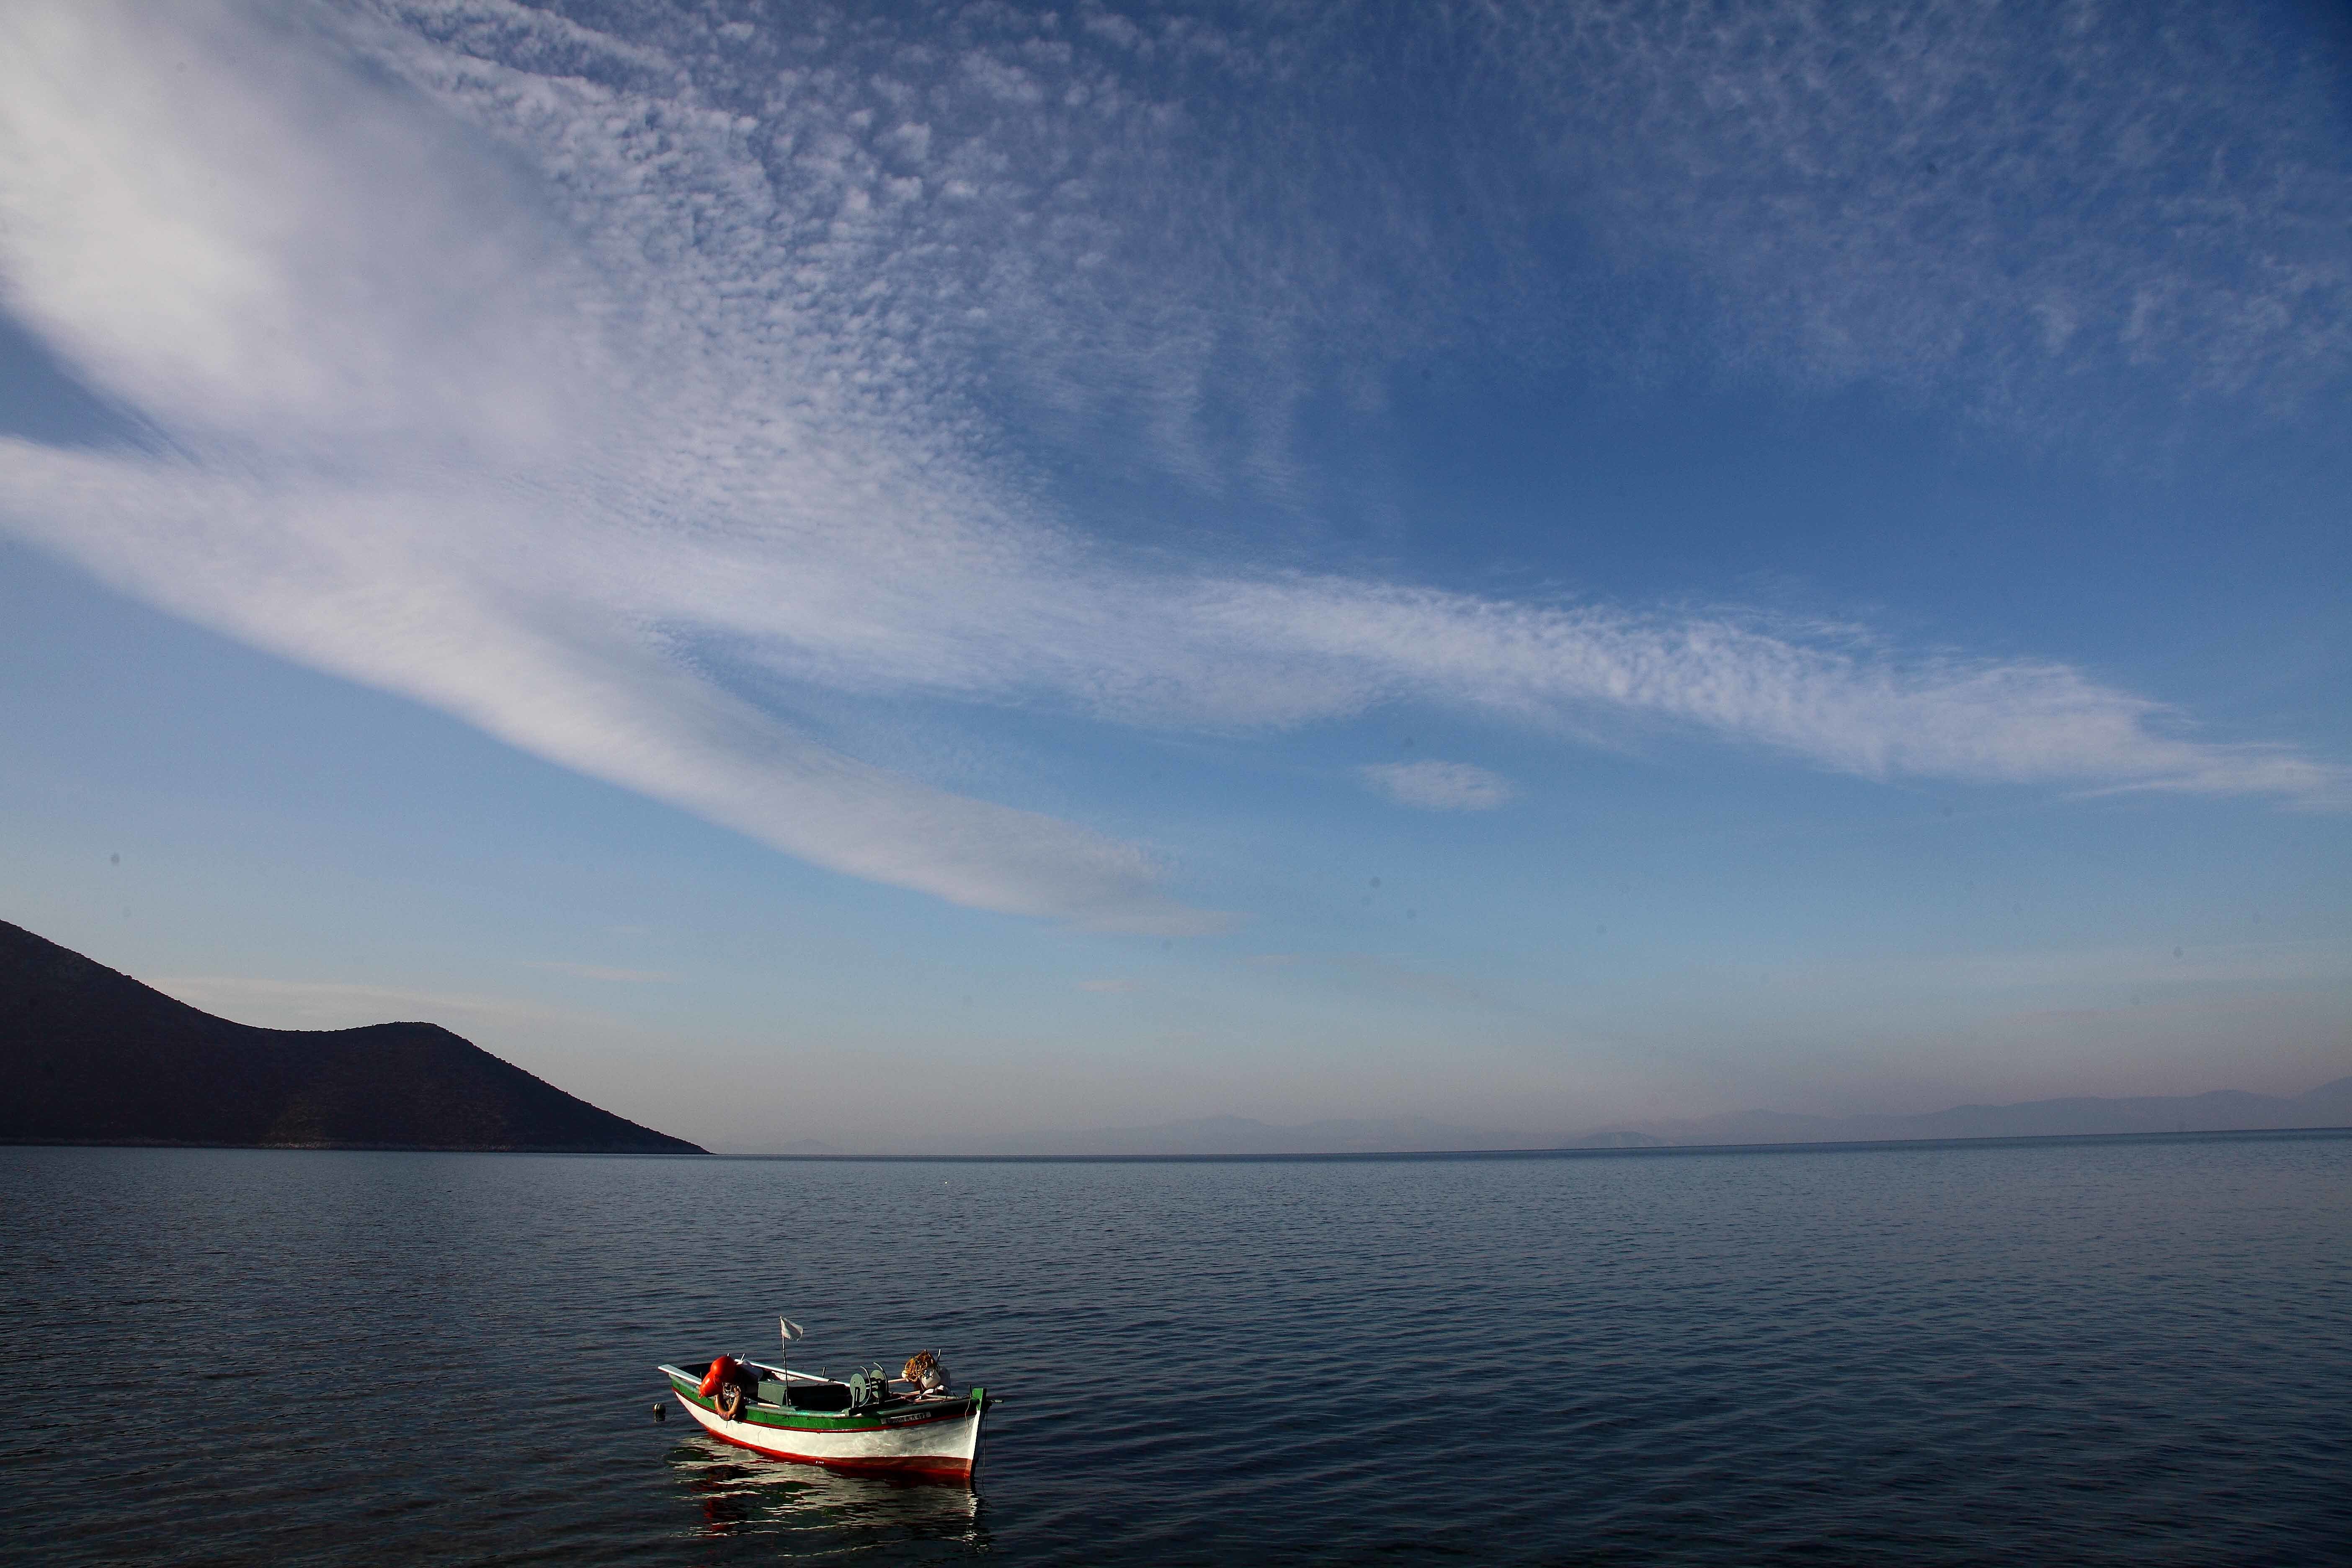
(658, 1363), (981, 1434)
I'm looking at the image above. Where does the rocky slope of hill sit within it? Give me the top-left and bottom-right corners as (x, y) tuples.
(0, 919), (702, 1153)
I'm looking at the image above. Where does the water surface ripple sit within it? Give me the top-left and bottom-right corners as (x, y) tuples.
(3, 1133), (2346, 1563)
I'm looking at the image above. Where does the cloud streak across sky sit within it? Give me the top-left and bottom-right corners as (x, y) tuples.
(1363, 762), (1518, 813)
(0, 0), (2344, 931)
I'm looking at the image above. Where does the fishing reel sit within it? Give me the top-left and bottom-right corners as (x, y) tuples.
(844, 1364), (893, 1410)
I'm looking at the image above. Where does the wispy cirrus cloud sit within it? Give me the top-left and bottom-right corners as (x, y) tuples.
(1362, 761), (1519, 812)
(0, 0), (2342, 941)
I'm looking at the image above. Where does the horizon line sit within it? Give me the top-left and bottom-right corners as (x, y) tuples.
(716, 1124), (2352, 1163)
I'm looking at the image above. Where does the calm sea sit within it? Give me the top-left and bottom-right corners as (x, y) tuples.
(3, 1133), (2347, 1564)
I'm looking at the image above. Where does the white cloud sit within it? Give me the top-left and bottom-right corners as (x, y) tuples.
(1229, 582), (2345, 803)
(0, 2), (1219, 935)
(1361, 761), (1519, 812)
(0, 0), (2341, 941)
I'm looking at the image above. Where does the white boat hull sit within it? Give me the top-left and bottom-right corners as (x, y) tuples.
(662, 1367), (987, 1480)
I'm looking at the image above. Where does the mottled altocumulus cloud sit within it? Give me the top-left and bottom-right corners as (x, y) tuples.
(0, 0), (2343, 930)
(1476, 0), (2352, 418)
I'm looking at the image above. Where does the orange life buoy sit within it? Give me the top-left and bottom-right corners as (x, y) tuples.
(698, 1355), (740, 1398)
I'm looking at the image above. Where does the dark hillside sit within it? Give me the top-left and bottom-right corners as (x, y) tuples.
(0, 919), (702, 1152)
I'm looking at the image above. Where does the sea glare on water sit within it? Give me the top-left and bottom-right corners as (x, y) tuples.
(3, 1133), (2347, 1565)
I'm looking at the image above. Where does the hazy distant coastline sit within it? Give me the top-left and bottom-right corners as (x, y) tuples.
(1564, 1081), (2352, 1151)
(11, 915), (2342, 1163)
(764, 1078), (2352, 1159)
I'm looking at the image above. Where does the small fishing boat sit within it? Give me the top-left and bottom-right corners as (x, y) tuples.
(659, 1319), (992, 1480)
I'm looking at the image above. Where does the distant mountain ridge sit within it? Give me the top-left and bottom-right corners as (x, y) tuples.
(1570, 1079), (2352, 1150)
(1, 919), (703, 1153)
(855, 1083), (2352, 1158)
(935, 1114), (1548, 1158)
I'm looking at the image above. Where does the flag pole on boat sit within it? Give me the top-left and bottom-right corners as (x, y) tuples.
(779, 1315), (805, 1369)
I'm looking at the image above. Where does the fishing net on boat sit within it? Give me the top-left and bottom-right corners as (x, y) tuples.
(902, 1350), (949, 1395)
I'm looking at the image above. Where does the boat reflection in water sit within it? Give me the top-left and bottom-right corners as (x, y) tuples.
(668, 1437), (987, 1548)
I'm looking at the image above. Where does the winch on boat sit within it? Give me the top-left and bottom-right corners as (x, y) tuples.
(658, 1315), (992, 1481)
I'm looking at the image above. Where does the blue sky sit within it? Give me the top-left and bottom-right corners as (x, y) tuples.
(1, 0), (2347, 1151)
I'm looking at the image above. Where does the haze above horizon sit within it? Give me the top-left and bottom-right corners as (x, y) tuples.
(2, 0), (2347, 1154)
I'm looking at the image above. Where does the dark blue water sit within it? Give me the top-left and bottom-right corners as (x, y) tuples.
(3, 1134), (2347, 1564)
